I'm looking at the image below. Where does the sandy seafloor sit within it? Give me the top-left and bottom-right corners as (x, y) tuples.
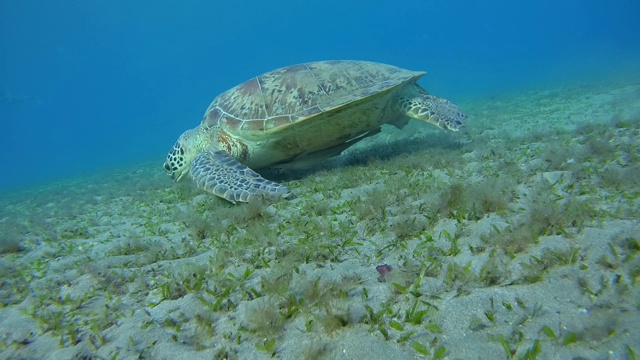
(1, 72), (639, 360)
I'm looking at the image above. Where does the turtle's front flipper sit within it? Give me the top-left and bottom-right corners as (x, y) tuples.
(190, 149), (294, 203)
(399, 92), (466, 132)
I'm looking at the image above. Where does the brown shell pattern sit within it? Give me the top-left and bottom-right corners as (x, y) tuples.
(203, 60), (424, 137)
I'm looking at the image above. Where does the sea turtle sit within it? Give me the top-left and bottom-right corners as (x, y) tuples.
(163, 60), (466, 203)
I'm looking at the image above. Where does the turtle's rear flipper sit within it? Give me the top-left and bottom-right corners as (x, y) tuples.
(190, 149), (294, 204)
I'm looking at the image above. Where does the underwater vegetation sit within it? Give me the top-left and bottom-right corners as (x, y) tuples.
(1, 83), (639, 359)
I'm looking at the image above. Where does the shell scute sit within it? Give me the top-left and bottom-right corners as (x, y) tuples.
(206, 60), (422, 133)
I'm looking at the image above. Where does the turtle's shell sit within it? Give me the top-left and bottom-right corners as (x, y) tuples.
(202, 60), (424, 167)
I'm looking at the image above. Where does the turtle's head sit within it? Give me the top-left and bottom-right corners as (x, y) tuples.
(401, 92), (466, 133)
(163, 126), (213, 181)
(420, 95), (466, 132)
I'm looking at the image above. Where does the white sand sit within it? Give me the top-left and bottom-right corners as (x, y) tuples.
(1, 73), (639, 360)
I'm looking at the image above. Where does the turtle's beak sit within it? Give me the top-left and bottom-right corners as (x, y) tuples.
(163, 162), (179, 181)
(163, 161), (173, 174)
(174, 169), (188, 182)
(163, 160), (188, 181)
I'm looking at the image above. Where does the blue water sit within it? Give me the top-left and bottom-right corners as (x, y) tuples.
(1, 0), (639, 192)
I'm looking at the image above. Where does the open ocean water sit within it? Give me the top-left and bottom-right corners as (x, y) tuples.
(1, 0), (639, 191)
(1, 1), (640, 359)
